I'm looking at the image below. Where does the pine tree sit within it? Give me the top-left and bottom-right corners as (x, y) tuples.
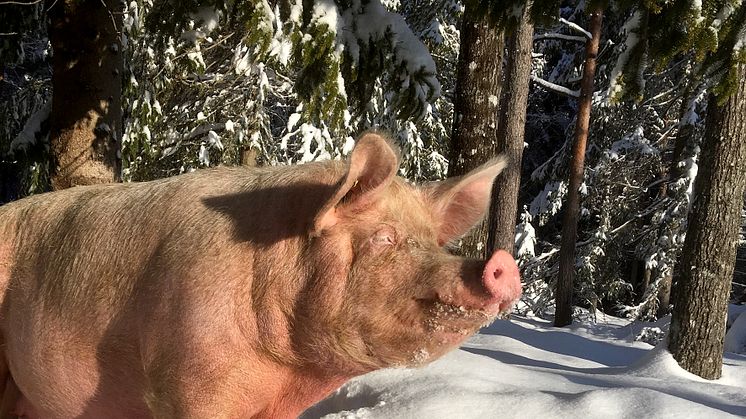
(486, 4), (534, 256)
(447, 6), (504, 258)
(554, 6), (604, 327)
(669, 62), (746, 379)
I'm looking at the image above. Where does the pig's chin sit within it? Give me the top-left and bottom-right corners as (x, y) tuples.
(416, 298), (500, 347)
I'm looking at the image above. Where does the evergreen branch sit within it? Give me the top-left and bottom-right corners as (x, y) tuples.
(533, 33), (587, 43)
(520, 248), (559, 271)
(530, 75), (580, 98)
(153, 32), (234, 79)
(609, 198), (670, 236)
(0, 32), (19, 36)
(558, 18), (591, 39)
(184, 123), (226, 141)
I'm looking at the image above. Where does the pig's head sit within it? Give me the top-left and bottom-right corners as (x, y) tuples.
(299, 132), (521, 373)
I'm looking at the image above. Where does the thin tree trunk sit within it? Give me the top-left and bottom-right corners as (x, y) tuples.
(554, 8), (603, 327)
(448, 6), (504, 258)
(48, 0), (122, 190)
(656, 82), (697, 317)
(669, 62), (746, 380)
(486, 5), (534, 256)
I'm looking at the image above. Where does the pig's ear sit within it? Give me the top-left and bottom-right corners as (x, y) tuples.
(425, 157), (507, 246)
(312, 132), (399, 235)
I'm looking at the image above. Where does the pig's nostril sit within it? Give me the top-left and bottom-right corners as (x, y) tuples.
(482, 250), (520, 302)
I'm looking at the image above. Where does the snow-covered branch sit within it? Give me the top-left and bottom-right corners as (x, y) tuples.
(531, 75), (580, 98)
(9, 101), (50, 154)
(534, 33), (588, 43)
(184, 123), (226, 141)
(559, 17), (592, 39)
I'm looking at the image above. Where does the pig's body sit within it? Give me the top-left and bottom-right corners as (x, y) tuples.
(0, 134), (521, 418)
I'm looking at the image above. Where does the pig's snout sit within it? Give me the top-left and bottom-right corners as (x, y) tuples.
(482, 250), (522, 312)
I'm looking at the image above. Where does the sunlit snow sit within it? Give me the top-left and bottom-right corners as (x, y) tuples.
(304, 312), (746, 418)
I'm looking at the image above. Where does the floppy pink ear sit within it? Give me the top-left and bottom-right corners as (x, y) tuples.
(424, 157), (507, 246)
(312, 132), (400, 235)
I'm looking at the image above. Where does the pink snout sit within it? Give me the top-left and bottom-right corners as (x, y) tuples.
(482, 250), (522, 312)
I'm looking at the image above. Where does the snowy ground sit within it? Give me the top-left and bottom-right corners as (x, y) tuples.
(304, 309), (746, 418)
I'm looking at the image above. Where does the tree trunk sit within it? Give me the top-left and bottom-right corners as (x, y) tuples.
(656, 83), (698, 317)
(668, 63), (746, 380)
(486, 6), (534, 256)
(554, 8), (603, 327)
(448, 6), (504, 258)
(48, 0), (122, 190)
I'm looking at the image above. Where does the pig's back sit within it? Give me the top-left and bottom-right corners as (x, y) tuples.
(0, 168), (263, 315)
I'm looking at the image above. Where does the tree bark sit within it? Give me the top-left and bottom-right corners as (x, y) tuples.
(668, 62), (746, 380)
(486, 6), (534, 256)
(48, 0), (122, 190)
(554, 8), (603, 327)
(448, 6), (504, 258)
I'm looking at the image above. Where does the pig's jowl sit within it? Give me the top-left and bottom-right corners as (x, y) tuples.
(0, 132), (521, 418)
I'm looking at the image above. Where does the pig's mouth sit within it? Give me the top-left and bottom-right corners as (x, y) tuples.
(415, 297), (496, 341)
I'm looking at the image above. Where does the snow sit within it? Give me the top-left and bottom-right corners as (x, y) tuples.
(304, 314), (746, 418)
(606, 126), (656, 160)
(9, 101), (50, 154)
(192, 7), (220, 34)
(313, 0), (339, 32)
(514, 209), (536, 259)
(531, 75), (580, 98)
(733, 24), (746, 53)
(559, 17), (592, 40)
(289, 0), (303, 24)
(607, 11), (643, 102)
(198, 144), (210, 166)
(529, 180), (568, 226)
(206, 130), (223, 150)
(182, 6), (220, 42)
(725, 305), (746, 354)
(333, 0), (441, 109)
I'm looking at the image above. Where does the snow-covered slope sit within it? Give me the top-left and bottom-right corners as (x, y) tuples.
(304, 313), (746, 418)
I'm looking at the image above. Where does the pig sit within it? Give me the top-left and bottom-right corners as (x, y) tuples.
(0, 132), (521, 418)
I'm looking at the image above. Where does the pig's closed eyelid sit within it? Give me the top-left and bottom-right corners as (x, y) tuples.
(371, 224), (398, 246)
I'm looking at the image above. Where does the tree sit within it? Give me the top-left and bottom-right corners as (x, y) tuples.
(447, 6), (504, 258)
(668, 62), (746, 380)
(554, 6), (603, 327)
(121, 0), (447, 182)
(48, 0), (123, 189)
(486, 4), (534, 255)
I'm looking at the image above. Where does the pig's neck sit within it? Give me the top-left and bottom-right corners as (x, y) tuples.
(254, 367), (350, 419)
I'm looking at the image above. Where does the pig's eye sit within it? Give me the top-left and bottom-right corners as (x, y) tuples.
(370, 225), (398, 246)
